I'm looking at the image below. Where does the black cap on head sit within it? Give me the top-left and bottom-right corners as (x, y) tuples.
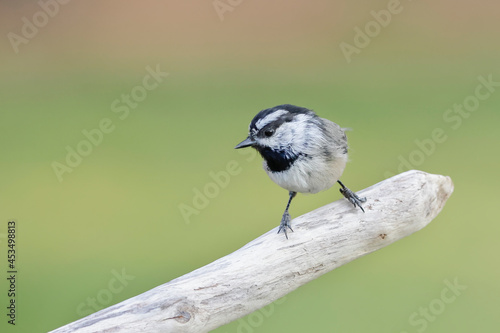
(249, 104), (314, 133)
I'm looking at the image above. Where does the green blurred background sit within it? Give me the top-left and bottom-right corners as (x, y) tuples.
(1, 0), (499, 332)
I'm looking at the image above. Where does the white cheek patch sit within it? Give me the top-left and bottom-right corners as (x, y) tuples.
(281, 115), (310, 141)
(274, 122), (295, 146)
(261, 114), (314, 149)
(255, 110), (288, 130)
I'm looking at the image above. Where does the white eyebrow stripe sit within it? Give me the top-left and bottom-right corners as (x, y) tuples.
(255, 110), (288, 130)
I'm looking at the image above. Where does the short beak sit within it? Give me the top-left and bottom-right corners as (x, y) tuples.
(234, 136), (256, 149)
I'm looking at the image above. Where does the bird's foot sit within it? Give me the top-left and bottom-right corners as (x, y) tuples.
(277, 211), (294, 239)
(339, 184), (367, 212)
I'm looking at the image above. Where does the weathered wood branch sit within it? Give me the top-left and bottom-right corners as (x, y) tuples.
(50, 170), (453, 333)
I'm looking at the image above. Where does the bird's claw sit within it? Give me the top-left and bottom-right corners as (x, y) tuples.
(339, 186), (367, 212)
(277, 211), (294, 239)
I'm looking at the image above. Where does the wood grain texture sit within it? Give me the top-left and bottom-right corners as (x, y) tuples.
(50, 170), (454, 333)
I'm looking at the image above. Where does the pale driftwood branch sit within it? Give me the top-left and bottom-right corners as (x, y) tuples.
(50, 170), (453, 333)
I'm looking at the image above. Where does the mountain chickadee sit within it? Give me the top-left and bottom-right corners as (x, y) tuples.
(235, 104), (366, 239)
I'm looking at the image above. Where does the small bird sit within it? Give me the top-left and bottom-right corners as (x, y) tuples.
(235, 104), (366, 239)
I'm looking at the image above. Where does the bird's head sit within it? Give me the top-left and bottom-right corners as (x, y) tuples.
(235, 104), (319, 152)
(235, 105), (324, 172)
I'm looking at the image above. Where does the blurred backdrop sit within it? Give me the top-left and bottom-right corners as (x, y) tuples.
(1, 1), (499, 332)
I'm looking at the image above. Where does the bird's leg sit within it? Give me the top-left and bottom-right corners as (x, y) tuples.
(337, 180), (367, 212)
(278, 191), (297, 239)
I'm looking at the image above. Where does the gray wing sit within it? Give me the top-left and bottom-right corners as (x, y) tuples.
(320, 118), (348, 155)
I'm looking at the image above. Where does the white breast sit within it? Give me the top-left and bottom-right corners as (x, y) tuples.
(264, 154), (347, 194)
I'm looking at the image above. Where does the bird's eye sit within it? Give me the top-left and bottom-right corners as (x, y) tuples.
(264, 129), (274, 137)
